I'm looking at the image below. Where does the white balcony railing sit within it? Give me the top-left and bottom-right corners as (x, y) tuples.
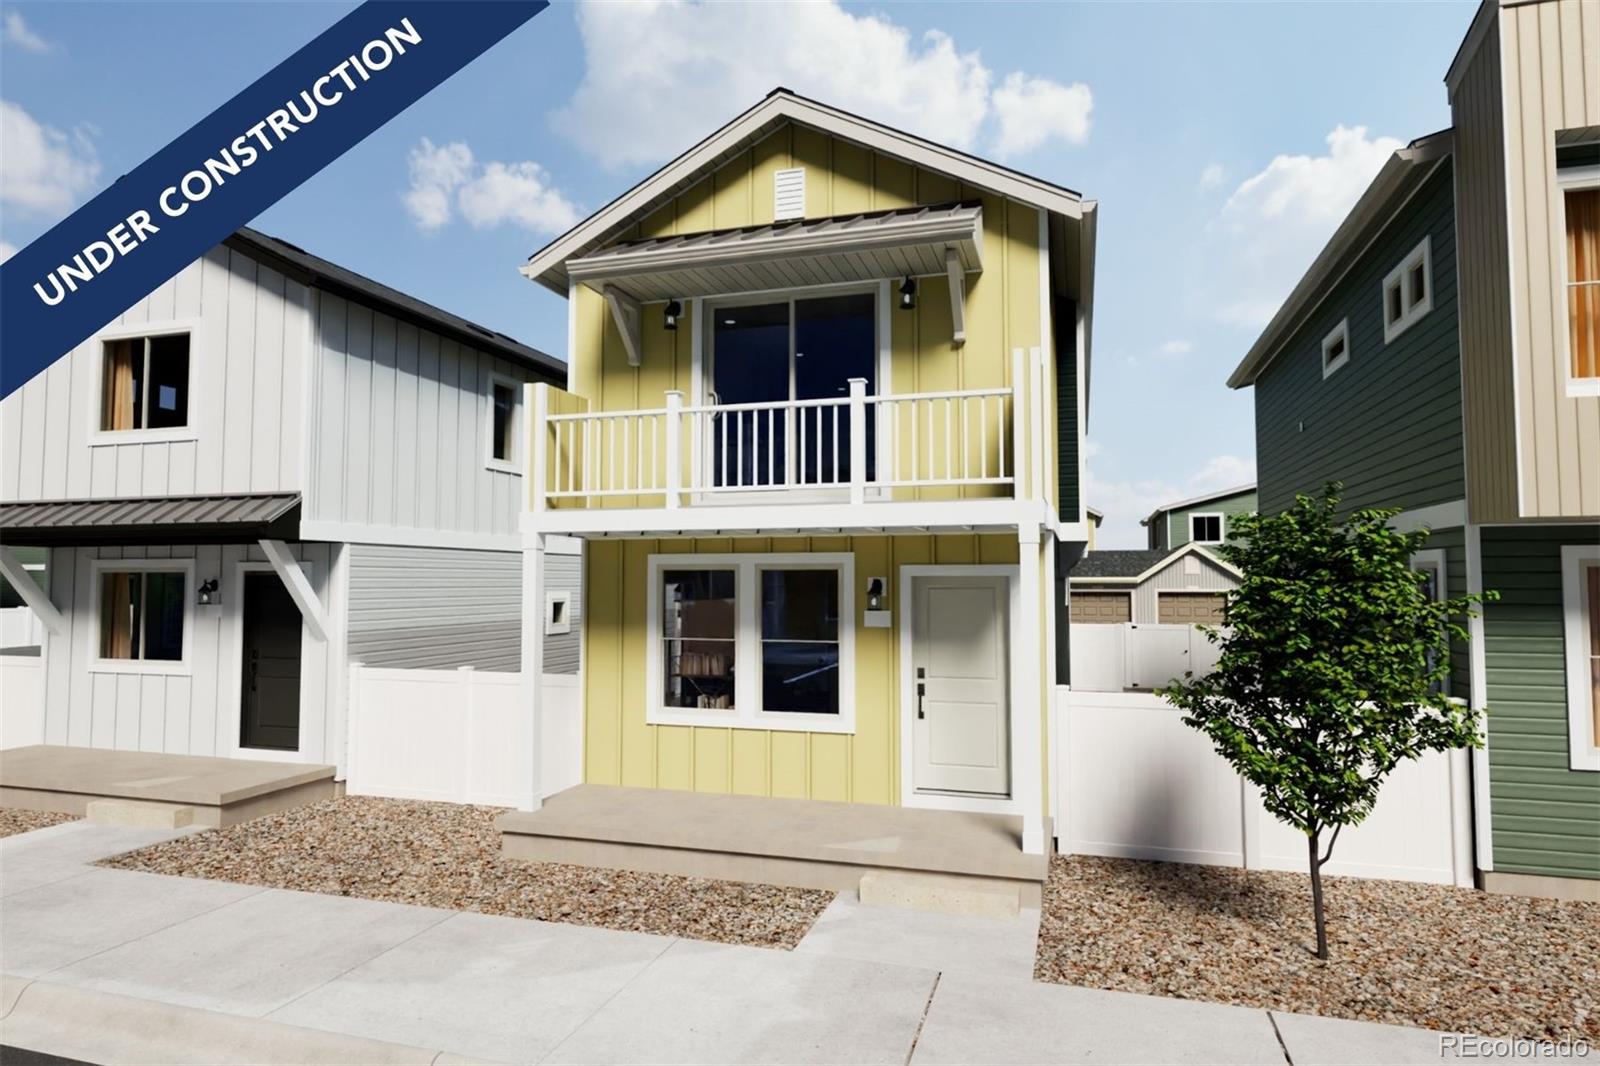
(531, 351), (1035, 513)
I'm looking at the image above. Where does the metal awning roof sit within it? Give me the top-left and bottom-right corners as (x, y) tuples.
(567, 201), (984, 303)
(0, 492), (301, 546)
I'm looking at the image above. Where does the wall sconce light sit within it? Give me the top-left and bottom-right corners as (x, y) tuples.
(663, 299), (682, 331)
(898, 277), (916, 311)
(863, 576), (890, 627)
(197, 578), (220, 606)
(866, 576), (886, 611)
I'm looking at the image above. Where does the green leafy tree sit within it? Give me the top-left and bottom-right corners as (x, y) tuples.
(1161, 484), (1490, 959)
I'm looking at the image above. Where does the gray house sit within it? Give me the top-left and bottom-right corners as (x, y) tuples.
(1069, 543), (1240, 626)
(0, 228), (580, 774)
(1227, 0), (1598, 902)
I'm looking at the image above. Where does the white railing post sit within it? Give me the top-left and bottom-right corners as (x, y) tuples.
(521, 534), (547, 811)
(848, 378), (868, 505)
(665, 390), (683, 508)
(1011, 347), (1028, 500)
(530, 383), (549, 514)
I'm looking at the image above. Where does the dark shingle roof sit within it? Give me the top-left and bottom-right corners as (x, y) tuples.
(1069, 549), (1168, 579)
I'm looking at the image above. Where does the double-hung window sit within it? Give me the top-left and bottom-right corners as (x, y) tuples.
(650, 553), (854, 733)
(1382, 237), (1432, 343)
(94, 564), (189, 670)
(1560, 545), (1600, 771)
(1558, 149), (1599, 394)
(101, 332), (191, 433)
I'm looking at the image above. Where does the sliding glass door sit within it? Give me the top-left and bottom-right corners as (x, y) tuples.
(709, 292), (876, 490)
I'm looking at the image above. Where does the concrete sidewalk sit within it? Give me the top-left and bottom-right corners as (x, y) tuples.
(0, 821), (1515, 1065)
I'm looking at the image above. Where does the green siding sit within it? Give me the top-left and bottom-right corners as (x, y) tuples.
(1253, 161), (1464, 518)
(1422, 526), (1471, 702)
(1482, 526), (1600, 880)
(1055, 297), (1080, 523)
(1155, 490), (1258, 551)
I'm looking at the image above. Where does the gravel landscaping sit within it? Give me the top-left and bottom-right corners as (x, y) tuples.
(0, 808), (77, 838)
(101, 795), (832, 948)
(1036, 855), (1599, 1041)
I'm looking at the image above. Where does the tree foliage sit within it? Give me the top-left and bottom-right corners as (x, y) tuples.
(1161, 483), (1491, 958)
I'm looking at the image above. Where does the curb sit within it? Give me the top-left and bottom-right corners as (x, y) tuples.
(0, 975), (501, 1066)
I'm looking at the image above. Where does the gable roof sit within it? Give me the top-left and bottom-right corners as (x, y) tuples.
(1071, 542), (1242, 584)
(521, 87), (1086, 296)
(227, 228), (564, 382)
(1139, 483), (1256, 528)
(1226, 129), (1452, 389)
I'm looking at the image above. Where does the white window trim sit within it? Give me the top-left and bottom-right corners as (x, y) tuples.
(485, 370), (525, 474)
(545, 589), (572, 636)
(1559, 544), (1600, 771)
(1321, 318), (1351, 379)
(645, 552), (855, 734)
(87, 320), (201, 444)
(1555, 165), (1600, 398)
(1189, 512), (1225, 545)
(1382, 236), (1433, 344)
(89, 558), (195, 676)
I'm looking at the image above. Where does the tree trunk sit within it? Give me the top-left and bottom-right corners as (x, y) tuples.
(1308, 831), (1328, 960)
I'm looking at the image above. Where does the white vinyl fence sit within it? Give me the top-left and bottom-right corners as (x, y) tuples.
(345, 665), (582, 807)
(0, 606), (42, 651)
(1070, 623), (1224, 693)
(1055, 689), (1474, 886)
(0, 654), (45, 749)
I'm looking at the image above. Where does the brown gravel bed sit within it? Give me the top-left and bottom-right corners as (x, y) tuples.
(0, 808), (77, 838)
(101, 795), (831, 948)
(1036, 855), (1599, 1041)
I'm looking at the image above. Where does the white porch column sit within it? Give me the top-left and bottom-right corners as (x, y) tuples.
(1016, 522), (1046, 855)
(521, 531), (548, 811)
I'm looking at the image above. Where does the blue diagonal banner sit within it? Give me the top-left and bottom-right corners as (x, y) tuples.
(0, 0), (547, 399)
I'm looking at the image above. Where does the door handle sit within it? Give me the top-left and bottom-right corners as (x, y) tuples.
(916, 681), (925, 719)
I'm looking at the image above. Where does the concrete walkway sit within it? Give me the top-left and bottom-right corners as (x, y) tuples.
(0, 821), (1519, 1065)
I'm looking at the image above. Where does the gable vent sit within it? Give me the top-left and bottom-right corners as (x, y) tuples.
(774, 168), (805, 220)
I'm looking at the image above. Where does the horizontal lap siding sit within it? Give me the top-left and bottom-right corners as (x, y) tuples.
(583, 533), (1020, 805)
(1160, 492), (1257, 550)
(1482, 525), (1600, 879)
(544, 554), (582, 675)
(1254, 164), (1465, 518)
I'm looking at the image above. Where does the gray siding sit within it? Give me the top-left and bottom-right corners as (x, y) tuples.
(306, 294), (534, 540)
(0, 248), (311, 503)
(1254, 162), (1465, 517)
(345, 545), (583, 674)
(1481, 525), (1600, 880)
(1134, 551), (1238, 623)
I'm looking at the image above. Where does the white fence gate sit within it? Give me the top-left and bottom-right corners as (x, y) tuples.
(1055, 689), (1474, 886)
(1070, 623), (1224, 693)
(0, 654), (45, 749)
(345, 665), (582, 807)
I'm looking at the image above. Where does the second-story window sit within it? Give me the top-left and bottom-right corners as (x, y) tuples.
(101, 333), (189, 432)
(1382, 236), (1432, 343)
(487, 376), (520, 470)
(1563, 184), (1598, 388)
(1190, 513), (1223, 544)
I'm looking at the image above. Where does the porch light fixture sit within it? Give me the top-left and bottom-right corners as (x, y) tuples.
(663, 299), (682, 331)
(197, 578), (220, 606)
(898, 277), (916, 310)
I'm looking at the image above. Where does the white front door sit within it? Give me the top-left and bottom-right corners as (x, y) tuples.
(911, 574), (1010, 796)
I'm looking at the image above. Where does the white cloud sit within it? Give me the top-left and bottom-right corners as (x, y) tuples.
(991, 73), (1092, 158)
(1083, 451), (1256, 550)
(1157, 339), (1193, 357)
(3, 11), (50, 53)
(0, 239), (16, 263)
(0, 99), (99, 215)
(1199, 162), (1224, 189)
(1209, 125), (1402, 329)
(555, 0), (1090, 169)
(404, 138), (580, 236)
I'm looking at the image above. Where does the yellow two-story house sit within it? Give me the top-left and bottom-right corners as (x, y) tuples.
(505, 90), (1096, 901)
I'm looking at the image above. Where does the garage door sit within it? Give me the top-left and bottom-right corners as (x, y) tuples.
(1158, 593), (1227, 625)
(1071, 592), (1131, 624)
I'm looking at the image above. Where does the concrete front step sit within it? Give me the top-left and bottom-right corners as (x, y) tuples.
(858, 871), (1023, 918)
(85, 798), (196, 829)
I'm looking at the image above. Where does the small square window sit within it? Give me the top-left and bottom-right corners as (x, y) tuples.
(1321, 319), (1350, 378)
(545, 590), (572, 635)
(1190, 514), (1223, 544)
(99, 570), (185, 661)
(102, 333), (190, 431)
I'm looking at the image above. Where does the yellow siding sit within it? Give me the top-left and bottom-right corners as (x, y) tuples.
(582, 533), (1043, 807)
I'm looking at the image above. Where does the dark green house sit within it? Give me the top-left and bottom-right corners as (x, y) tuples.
(1228, 0), (1600, 904)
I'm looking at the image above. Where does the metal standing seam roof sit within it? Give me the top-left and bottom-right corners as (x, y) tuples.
(0, 492), (301, 544)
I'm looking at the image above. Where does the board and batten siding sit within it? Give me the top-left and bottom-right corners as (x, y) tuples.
(34, 542), (342, 765)
(1, 247), (311, 503)
(1498, 0), (1600, 519)
(1449, 13), (1521, 524)
(562, 121), (1056, 511)
(1481, 525), (1600, 880)
(1134, 552), (1238, 624)
(345, 544), (582, 674)
(306, 293), (534, 540)
(1254, 163), (1464, 517)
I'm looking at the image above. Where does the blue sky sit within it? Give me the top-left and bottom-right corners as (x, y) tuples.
(0, 1), (1475, 546)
